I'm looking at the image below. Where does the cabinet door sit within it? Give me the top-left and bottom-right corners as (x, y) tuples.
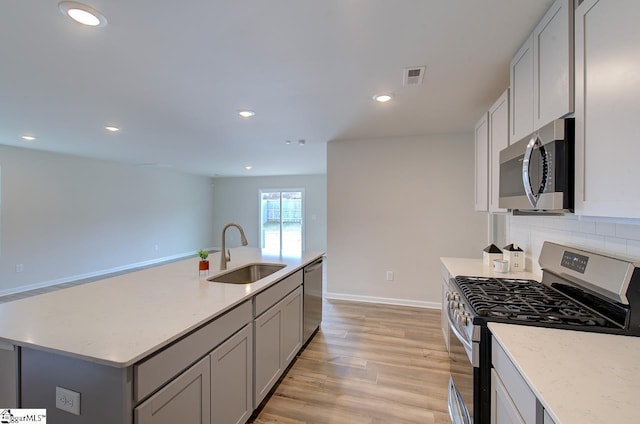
(488, 89), (509, 213)
(474, 112), (489, 212)
(533, 0), (573, 129)
(575, 0), (640, 218)
(543, 409), (557, 424)
(211, 324), (253, 424)
(135, 356), (211, 424)
(253, 303), (283, 408)
(510, 33), (534, 143)
(491, 369), (526, 424)
(281, 287), (303, 366)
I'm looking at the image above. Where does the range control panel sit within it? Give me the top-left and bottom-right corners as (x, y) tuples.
(561, 250), (589, 274)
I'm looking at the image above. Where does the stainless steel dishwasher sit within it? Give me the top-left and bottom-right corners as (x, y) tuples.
(303, 257), (323, 344)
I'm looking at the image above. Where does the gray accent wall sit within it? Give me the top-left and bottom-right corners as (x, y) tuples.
(211, 175), (326, 252)
(327, 133), (488, 308)
(0, 145), (215, 295)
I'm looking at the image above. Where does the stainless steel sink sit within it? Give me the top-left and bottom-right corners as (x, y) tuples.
(208, 263), (286, 284)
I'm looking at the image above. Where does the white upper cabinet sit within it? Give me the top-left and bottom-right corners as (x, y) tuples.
(488, 89), (509, 213)
(475, 112), (489, 212)
(475, 89), (509, 214)
(574, 0), (640, 218)
(510, 34), (534, 143)
(510, 0), (573, 143)
(533, 0), (573, 130)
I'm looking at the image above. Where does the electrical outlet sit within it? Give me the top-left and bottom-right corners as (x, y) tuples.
(56, 386), (81, 415)
(16, 264), (24, 273)
(154, 244), (159, 251)
(386, 271), (394, 281)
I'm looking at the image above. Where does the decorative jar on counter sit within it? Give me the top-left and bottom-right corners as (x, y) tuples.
(503, 244), (525, 272)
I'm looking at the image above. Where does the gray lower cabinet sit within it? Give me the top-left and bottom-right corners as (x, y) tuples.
(254, 300), (284, 407)
(281, 286), (303, 365)
(135, 356), (211, 424)
(253, 285), (303, 408)
(211, 323), (253, 424)
(0, 343), (18, 407)
(133, 301), (253, 424)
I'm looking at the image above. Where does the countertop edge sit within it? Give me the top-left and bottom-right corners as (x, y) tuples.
(488, 322), (640, 424)
(488, 323), (563, 424)
(440, 257), (541, 281)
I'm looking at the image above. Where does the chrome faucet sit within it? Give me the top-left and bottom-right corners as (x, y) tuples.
(220, 222), (248, 270)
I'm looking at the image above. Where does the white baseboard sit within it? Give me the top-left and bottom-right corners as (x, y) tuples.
(0, 249), (208, 298)
(324, 291), (441, 309)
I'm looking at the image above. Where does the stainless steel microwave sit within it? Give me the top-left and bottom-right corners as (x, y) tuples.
(499, 118), (574, 213)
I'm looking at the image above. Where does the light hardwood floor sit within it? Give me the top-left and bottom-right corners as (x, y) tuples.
(250, 299), (451, 424)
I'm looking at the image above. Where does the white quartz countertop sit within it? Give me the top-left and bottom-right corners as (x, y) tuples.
(489, 323), (640, 424)
(0, 247), (323, 368)
(440, 257), (541, 281)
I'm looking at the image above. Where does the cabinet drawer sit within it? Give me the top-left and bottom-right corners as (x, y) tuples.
(134, 300), (251, 402)
(135, 355), (211, 424)
(492, 337), (536, 424)
(254, 270), (302, 317)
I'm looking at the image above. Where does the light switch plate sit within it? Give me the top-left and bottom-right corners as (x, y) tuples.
(56, 386), (81, 415)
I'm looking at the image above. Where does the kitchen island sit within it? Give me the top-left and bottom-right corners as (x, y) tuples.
(0, 247), (324, 424)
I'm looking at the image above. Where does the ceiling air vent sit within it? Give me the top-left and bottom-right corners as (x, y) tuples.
(403, 66), (426, 86)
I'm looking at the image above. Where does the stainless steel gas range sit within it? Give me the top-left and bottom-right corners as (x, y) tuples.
(446, 241), (640, 424)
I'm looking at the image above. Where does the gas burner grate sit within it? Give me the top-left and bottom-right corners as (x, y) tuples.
(454, 276), (609, 327)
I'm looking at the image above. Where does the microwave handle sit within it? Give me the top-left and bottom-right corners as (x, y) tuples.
(522, 135), (540, 207)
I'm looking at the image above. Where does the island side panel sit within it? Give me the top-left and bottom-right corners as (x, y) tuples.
(0, 344), (18, 407)
(21, 348), (132, 424)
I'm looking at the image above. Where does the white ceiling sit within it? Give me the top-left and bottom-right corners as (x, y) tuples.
(0, 0), (554, 177)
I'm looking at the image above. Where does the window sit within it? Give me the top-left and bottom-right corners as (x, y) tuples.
(259, 190), (303, 256)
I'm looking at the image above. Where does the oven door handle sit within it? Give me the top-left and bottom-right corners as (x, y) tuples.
(447, 307), (473, 353)
(448, 377), (472, 424)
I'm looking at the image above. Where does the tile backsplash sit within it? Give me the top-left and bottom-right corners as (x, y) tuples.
(507, 214), (640, 273)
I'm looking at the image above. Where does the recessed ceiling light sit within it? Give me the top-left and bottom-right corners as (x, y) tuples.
(298, 139), (306, 146)
(244, 165), (253, 170)
(105, 126), (120, 132)
(21, 135), (37, 142)
(58, 2), (107, 27)
(373, 94), (393, 103)
(238, 110), (255, 118)
(285, 140), (291, 145)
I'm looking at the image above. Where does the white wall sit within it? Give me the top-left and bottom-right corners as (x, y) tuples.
(327, 133), (488, 308)
(211, 175), (326, 252)
(0, 145), (215, 295)
(508, 214), (640, 274)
